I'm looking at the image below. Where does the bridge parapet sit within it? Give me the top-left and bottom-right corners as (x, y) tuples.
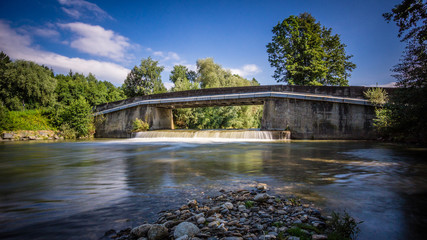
(95, 85), (388, 112)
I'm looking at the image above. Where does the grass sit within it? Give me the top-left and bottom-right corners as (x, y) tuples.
(2, 109), (55, 131)
(328, 211), (362, 240)
(286, 226), (311, 240)
(244, 200), (254, 209)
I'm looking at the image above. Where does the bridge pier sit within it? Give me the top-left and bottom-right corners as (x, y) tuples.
(261, 98), (376, 139)
(94, 106), (173, 138)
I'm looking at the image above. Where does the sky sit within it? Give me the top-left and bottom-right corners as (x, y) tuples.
(0, 0), (404, 88)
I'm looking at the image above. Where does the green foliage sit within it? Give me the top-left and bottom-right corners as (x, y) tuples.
(55, 72), (125, 106)
(377, 0), (427, 143)
(363, 86), (389, 106)
(123, 57), (166, 97)
(286, 226), (311, 240)
(0, 59), (57, 110)
(266, 13), (355, 86)
(0, 109), (55, 131)
(244, 200), (254, 209)
(59, 97), (94, 138)
(58, 123), (77, 139)
(132, 118), (150, 132)
(171, 59), (263, 130)
(328, 211), (362, 240)
(294, 223), (322, 233)
(170, 65), (199, 92)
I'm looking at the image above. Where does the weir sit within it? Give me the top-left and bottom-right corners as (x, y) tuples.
(133, 130), (291, 141)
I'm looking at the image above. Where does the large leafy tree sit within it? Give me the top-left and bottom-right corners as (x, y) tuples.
(266, 13), (355, 86)
(0, 59), (57, 110)
(379, 0), (427, 143)
(123, 57), (166, 97)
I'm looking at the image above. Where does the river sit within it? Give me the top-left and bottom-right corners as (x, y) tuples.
(0, 139), (426, 239)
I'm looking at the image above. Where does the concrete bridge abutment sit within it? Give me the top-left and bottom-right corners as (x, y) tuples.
(260, 98), (377, 139)
(94, 106), (173, 138)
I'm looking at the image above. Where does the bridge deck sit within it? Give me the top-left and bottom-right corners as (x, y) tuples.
(94, 91), (371, 116)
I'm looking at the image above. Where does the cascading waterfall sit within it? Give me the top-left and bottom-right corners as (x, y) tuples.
(133, 129), (290, 141)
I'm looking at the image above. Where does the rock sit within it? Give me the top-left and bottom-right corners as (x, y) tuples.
(223, 202), (234, 210)
(287, 237), (300, 240)
(197, 217), (205, 224)
(259, 235), (276, 240)
(254, 193), (268, 202)
(176, 234), (189, 240)
(188, 200), (198, 208)
(2, 133), (13, 139)
(208, 221), (220, 228)
(223, 237), (243, 240)
(312, 234), (328, 240)
(131, 224), (152, 237)
(147, 224), (169, 240)
(174, 222), (200, 239)
(256, 183), (268, 191)
(28, 136), (36, 140)
(238, 205), (246, 212)
(138, 238), (148, 240)
(293, 219), (302, 224)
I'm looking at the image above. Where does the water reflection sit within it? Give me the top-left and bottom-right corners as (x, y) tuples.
(0, 140), (426, 239)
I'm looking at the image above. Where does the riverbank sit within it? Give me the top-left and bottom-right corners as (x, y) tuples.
(103, 184), (360, 240)
(0, 130), (63, 141)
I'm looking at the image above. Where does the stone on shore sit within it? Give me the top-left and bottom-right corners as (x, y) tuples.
(147, 224), (168, 240)
(173, 222), (200, 239)
(254, 193), (268, 202)
(131, 224), (152, 238)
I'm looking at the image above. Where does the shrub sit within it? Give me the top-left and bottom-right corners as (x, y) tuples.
(364, 86), (389, 106)
(328, 211), (362, 240)
(132, 118), (149, 132)
(0, 109), (55, 131)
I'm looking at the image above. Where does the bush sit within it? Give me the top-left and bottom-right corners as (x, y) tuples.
(364, 87), (388, 106)
(328, 211), (362, 240)
(132, 118), (149, 132)
(60, 97), (94, 138)
(0, 109), (55, 131)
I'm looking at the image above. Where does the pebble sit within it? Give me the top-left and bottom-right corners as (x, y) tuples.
(105, 184), (338, 240)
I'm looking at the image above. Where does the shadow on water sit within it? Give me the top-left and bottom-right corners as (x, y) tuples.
(0, 140), (426, 239)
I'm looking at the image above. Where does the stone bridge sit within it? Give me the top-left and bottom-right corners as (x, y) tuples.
(94, 85), (382, 139)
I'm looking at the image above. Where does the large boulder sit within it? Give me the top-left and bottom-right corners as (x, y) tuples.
(173, 222), (200, 239)
(147, 224), (169, 240)
(131, 224), (152, 238)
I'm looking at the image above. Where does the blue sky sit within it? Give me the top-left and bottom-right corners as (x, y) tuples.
(0, 0), (403, 88)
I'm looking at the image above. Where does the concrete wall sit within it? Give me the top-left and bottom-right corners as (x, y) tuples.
(95, 106), (173, 138)
(261, 98), (376, 139)
(95, 85), (394, 112)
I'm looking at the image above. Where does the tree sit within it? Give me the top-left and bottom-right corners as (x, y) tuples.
(170, 65), (199, 92)
(170, 59), (263, 129)
(0, 60), (57, 110)
(266, 13), (355, 86)
(379, 0), (427, 143)
(123, 57), (166, 97)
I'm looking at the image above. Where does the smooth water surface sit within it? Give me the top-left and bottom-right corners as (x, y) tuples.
(0, 139), (426, 239)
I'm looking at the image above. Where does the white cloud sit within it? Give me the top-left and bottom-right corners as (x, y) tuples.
(32, 27), (61, 38)
(229, 64), (261, 77)
(0, 20), (129, 85)
(368, 82), (397, 88)
(58, 0), (113, 20)
(151, 50), (181, 62)
(59, 22), (131, 62)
